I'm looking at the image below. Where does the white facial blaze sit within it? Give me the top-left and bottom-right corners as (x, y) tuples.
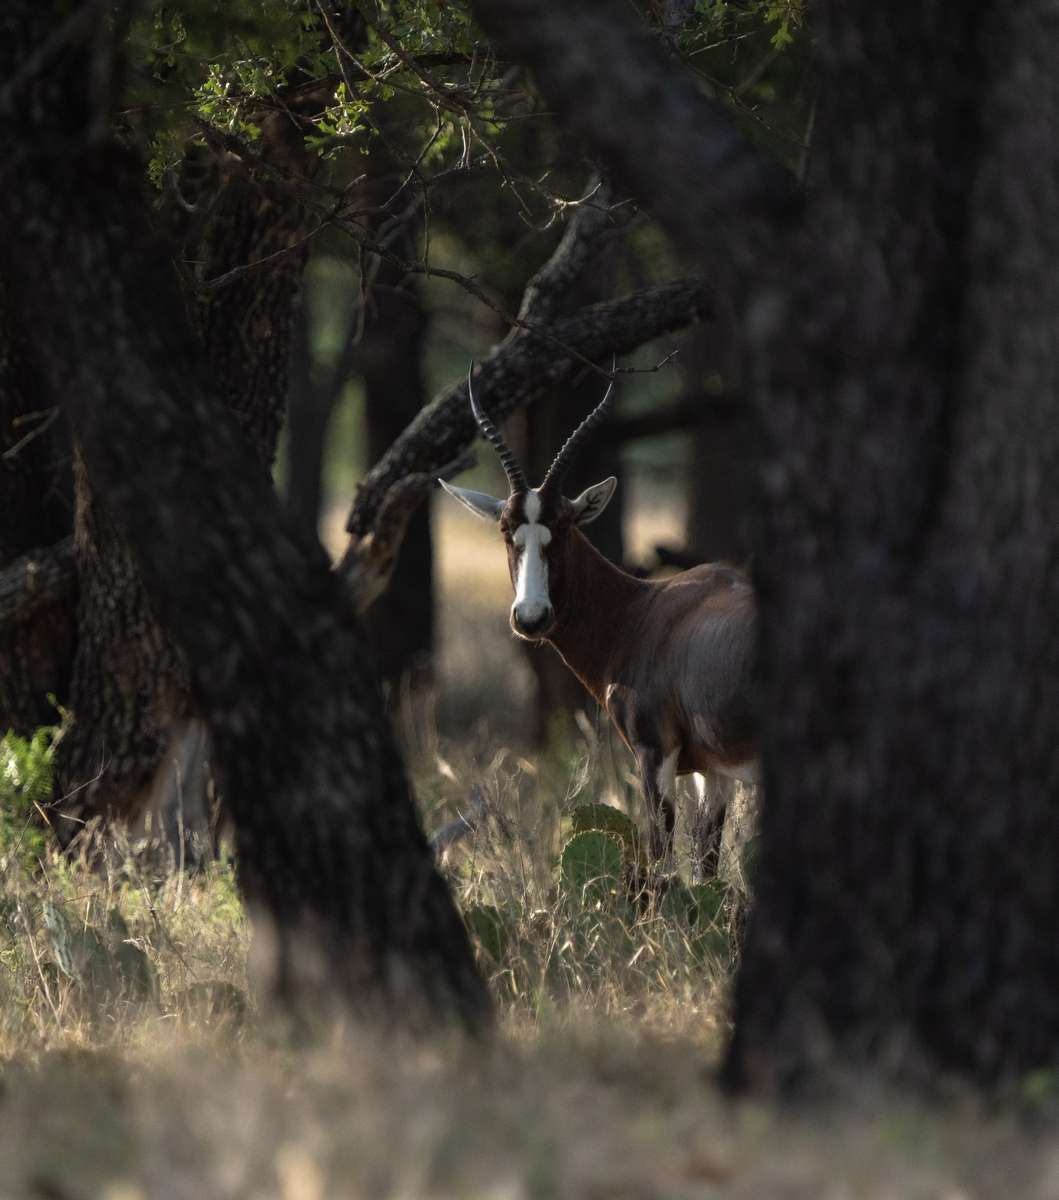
(512, 491), (553, 628)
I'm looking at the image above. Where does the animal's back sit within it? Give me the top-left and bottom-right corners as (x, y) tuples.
(645, 563), (756, 773)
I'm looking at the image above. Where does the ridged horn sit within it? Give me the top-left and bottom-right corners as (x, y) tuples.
(539, 373), (615, 498)
(468, 364), (528, 495)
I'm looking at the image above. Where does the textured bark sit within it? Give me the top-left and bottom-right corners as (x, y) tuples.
(0, 539), (76, 736)
(182, 151), (313, 470)
(52, 452), (192, 844)
(479, 0), (1059, 1087)
(0, 0), (489, 1029)
(726, 0), (1059, 1090)
(0, 539), (75, 629)
(0, 275), (75, 733)
(53, 100), (315, 840)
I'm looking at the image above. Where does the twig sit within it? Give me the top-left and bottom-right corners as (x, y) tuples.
(20, 901), (64, 1027)
(1, 407), (60, 461)
(199, 218), (333, 290)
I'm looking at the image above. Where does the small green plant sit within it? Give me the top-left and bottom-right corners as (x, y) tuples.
(0, 723), (60, 873)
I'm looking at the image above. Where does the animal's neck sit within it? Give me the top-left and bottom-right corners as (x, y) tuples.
(546, 529), (649, 706)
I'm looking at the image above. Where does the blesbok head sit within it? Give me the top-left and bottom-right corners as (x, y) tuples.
(440, 366), (617, 641)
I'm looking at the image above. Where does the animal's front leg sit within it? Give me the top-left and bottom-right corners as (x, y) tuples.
(635, 745), (679, 866)
(690, 771), (733, 882)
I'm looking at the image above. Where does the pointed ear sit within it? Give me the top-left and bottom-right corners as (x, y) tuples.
(570, 477), (618, 526)
(438, 480), (505, 522)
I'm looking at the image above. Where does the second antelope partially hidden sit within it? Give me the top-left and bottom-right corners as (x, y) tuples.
(441, 368), (758, 876)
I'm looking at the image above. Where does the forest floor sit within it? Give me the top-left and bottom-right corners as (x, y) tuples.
(1, 805), (1055, 1200)
(0, 500), (1056, 1198)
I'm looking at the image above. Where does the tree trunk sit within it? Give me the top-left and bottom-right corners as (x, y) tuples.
(356, 243), (434, 690)
(727, 0), (1059, 1090)
(0, 275), (75, 735)
(52, 121), (315, 845)
(335, 92), (436, 692)
(0, 1), (489, 1029)
(286, 297), (339, 544)
(680, 319), (752, 566)
(52, 450), (193, 845)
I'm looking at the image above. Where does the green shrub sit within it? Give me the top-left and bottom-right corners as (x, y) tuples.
(0, 723), (59, 873)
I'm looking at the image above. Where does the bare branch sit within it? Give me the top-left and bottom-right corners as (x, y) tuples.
(346, 276), (714, 539)
(1, 406), (60, 461)
(337, 451), (474, 615)
(516, 176), (612, 324)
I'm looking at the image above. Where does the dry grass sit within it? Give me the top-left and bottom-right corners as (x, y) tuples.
(1, 498), (1056, 1197)
(2, 729), (1055, 1199)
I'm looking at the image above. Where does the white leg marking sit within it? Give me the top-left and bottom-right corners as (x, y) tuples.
(656, 749), (679, 800)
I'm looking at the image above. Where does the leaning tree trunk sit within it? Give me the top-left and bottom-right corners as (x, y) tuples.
(472, 0), (1059, 1087)
(0, 0), (490, 1030)
(51, 118), (316, 847)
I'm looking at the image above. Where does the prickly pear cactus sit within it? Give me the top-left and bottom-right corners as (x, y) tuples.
(559, 830), (624, 908)
(42, 899), (116, 999)
(568, 802), (649, 882)
(659, 876), (697, 925)
(41, 901), (158, 1009)
(687, 881), (733, 966)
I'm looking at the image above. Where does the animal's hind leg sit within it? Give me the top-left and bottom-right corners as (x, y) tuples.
(635, 745), (678, 865)
(690, 771), (733, 881)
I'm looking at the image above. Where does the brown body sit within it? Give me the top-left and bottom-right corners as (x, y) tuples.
(442, 366), (757, 869)
(516, 519), (757, 864)
(545, 533), (755, 774)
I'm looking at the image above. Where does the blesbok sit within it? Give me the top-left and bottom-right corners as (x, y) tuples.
(441, 369), (757, 873)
